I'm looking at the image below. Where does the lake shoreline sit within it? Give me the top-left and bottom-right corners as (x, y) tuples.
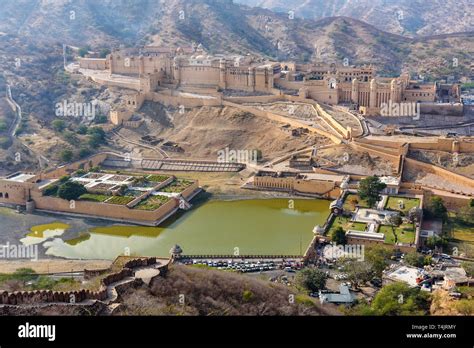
(0, 196), (331, 271)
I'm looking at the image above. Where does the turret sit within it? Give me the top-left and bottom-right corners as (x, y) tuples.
(369, 78), (377, 108)
(351, 78), (359, 104)
(219, 58), (227, 89)
(248, 67), (255, 91)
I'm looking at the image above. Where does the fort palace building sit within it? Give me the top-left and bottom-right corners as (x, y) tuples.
(77, 44), (461, 124)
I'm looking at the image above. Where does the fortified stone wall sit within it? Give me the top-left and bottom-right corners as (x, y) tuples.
(222, 100), (342, 144)
(0, 257), (162, 306)
(147, 92), (222, 108)
(274, 79), (303, 90)
(423, 189), (472, 210)
(0, 180), (34, 205)
(41, 153), (109, 179)
(349, 142), (401, 171)
(419, 103), (463, 116)
(30, 192), (180, 225)
(79, 58), (108, 70)
(314, 103), (351, 139)
(404, 158), (474, 193)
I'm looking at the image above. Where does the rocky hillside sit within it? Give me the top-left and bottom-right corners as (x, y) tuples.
(0, 0), (472, 78)
(236, 0), (474, 37)
(116, 264), (339, 315)
(0, 0), (472, 173)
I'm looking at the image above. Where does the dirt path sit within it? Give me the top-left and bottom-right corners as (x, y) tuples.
(0, 259), (112, 274)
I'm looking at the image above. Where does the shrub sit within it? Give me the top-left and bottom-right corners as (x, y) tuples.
(296, 268), (327, 293)
(330, 226), (346, 245)
(242, 290), (254, 302)
(60, 149), (74, 162)
(52, 119), (66, 132)
(43, 184), (59, 196)
(57, 181), (87, 201)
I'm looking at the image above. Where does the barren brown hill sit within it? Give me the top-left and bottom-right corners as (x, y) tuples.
(0, 0), (472, 78)
(236, 0), (474, 37)
(113, 104), (329, 161)
(116, 264), (339, 315)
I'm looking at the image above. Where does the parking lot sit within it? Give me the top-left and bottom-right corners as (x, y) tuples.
(179, 258), (304, 274)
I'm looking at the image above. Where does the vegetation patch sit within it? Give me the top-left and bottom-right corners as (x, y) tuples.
(161, 179), (193, 193)
(134, 195), (170, 211)
(343, 193), (369, 211)
(378, 224), (415, 244)
(79, 193), (110, 202)
(147, 174), (170, 182)
(328, 215), (367, 235)
(106, 196), (135, 205)
(385, 196), (420, 215)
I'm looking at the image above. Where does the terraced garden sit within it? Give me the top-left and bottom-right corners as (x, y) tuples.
(134, 195), (171, 211)
(385, 196), (420, 215)
(79, 193), (110, 202)
(379, 224), (416, 244)
(161, 179), (194, 193)
(342, 193), (369, 211)
(327, 215), (367, 235)
(107, 196), (135, 205)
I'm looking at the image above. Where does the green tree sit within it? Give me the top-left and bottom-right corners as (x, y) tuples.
(470, 199), (474, 208)
(358, 176), (387, 208)
(458, 202), (474, 224)
(94, 115), (108, 124)
(404, 252), (424, 268)
(87, 127), (106, 147)
(63, 131), (78, 145)
(77, 125), (88, 135)
(365, 246), (391, 278)
(296, 268), (327, 293)
(57, 181), (87, 201)
(0, 136), (10, 149)
(387, 214), (403, 243)
(423, 255), (432, 266)
(59, 149), (73, 162)
(78, 147), (92, 159)
(461, 262), (474, 277)
(456, 299), (474, 316)
(361, 282), (430, 315)
(330, 226), (346, 245)
(426, 235), (448, 251)
(427, 196), (448, 222)
(59, 175), (70, 183)
(99, 48), (111, 58)
(52, 119), (66, 132)
(78, 47), (89, 58)
(408, 207), (422, 230)
(345, 260), (373, 289)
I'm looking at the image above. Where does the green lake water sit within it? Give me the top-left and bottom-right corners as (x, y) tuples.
(39, 199), (330, 260)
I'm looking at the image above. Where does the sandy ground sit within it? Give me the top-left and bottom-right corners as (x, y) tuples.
(113, 105), (328, 162)
(316, 144), (395, 175)
(0, 259), (112, 274)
